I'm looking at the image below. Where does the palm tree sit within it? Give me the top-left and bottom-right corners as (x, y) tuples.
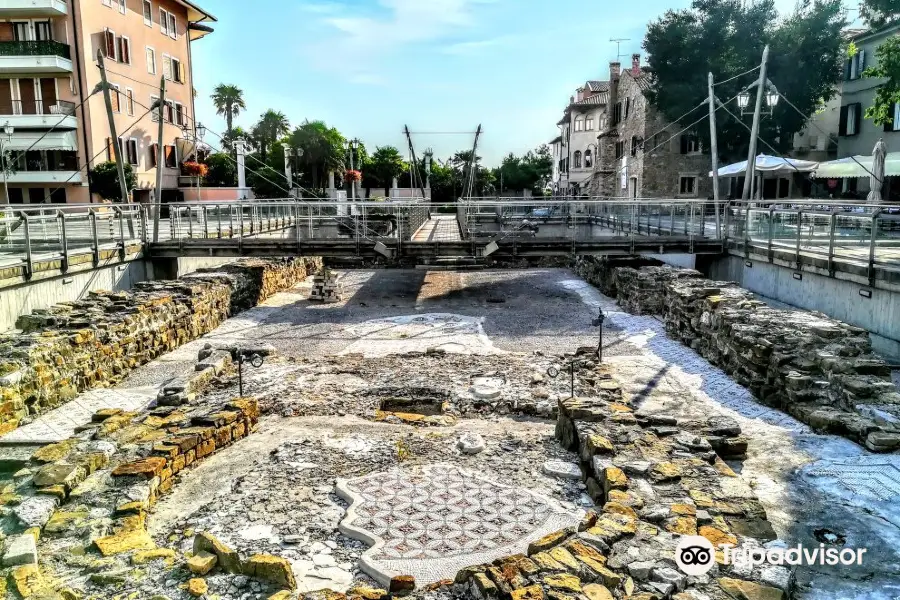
(252, 110), (290, 160)
(211, 84), (246, 139)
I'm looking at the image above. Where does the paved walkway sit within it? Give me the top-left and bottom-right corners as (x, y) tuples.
(411, 215), (462, 242)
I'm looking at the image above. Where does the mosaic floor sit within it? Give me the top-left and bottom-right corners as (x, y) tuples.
(336, 464), (580, 586)
(803, 456), (900, 502)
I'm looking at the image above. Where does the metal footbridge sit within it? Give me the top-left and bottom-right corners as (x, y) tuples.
(0, 198), (897, 285)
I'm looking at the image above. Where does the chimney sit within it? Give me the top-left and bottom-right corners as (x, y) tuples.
(632, 54), (641, 76)
(610, 61), (621, 80)
(570, 95), (575, 104)
(576, 88), (585, 102)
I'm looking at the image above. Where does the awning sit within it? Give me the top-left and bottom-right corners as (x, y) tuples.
(812, 152), (900, 178)
(710, 154), (819, 177)
(6, 130), (76, 152)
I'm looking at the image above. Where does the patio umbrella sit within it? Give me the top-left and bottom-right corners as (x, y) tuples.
(867, 138), (887, 203)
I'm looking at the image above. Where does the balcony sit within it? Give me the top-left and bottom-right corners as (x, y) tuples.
(0, 41), (72, 74)
(2, 150), (81, 183)
(0, 0), (67, 17)
(0, 99), (76, 129)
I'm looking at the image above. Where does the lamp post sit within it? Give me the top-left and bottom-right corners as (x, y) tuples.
(236, 350), (264, 397)
(349, 139), (360, 205)
(424, 151), (433, 196)
(738, 67), (781, 201)
(1, 121), (13, 205)
(592, 307), (606, 362)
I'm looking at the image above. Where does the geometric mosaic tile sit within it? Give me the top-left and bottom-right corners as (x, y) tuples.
(336, 463), (580, 587)
(803, 455), (900, 502)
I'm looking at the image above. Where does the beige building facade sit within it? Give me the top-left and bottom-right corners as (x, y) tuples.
(0, 0), (214, 204)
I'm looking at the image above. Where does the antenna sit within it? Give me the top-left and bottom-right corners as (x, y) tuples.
(609, 38), (631, 62)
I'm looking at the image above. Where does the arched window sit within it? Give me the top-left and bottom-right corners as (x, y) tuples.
(584, 149), (593, 168)
(574, 117), (584, 132)
(573, 151), (582, 168)
(585, 116), (594, 130)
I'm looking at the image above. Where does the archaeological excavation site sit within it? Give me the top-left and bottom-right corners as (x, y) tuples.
(0, 257), (896, 600)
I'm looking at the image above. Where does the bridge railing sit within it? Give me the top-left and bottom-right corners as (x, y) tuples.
(0, 204), (145, 278)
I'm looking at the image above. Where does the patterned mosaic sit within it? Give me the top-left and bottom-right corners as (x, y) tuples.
(337, 464), (579, 586)
(804, 456), (900, 502)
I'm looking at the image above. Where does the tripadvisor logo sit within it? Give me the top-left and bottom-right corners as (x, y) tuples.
(675, 535), (868, 575)
(675, 536), (716, 575)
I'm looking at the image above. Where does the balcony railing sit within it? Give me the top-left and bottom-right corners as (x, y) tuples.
(0, 40), (71, 60)
(0, 99), (75, 116)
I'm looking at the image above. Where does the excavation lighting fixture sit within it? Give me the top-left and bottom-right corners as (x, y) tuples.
(374, 241), (391, 258)
(483, 241), (499, 257)
(793, 272), (802, 281)
(859, 289), (873, 298)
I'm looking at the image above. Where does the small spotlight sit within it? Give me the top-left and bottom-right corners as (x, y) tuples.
(859, 289), (873, 298)
(745, 260), (753, 268)
(793, 272), (802, 281)
(374, 241), (392, 258)
(483, 241), (499, 257)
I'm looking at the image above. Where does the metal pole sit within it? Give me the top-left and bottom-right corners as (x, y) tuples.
(96, 51), (130, 204)
(741, 45), (769, 201)
(708, 72), (721, 237)
(1, 137), (8, 205)
(153, 77), (166, 242)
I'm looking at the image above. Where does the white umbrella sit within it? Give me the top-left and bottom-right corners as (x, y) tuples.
(867, 138), (887, 203)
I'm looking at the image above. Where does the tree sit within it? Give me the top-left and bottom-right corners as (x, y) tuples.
(290, 120), (346, 193)
(365, 146), (407, 191)
(211, 84), (246, 139)
(252, 110), (290, 161)
(202, 153), (237, 187)
(89, 161), (137, 201)
(859, 0), (900, 125)
(644, 0), (846, 161)
(221, 126), (253, 153)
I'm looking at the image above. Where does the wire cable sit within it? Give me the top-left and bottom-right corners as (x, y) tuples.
(713, 64), (762, 87)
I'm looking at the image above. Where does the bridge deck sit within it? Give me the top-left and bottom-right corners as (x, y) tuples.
(411, 215), (462, 242)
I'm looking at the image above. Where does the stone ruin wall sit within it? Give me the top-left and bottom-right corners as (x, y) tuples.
(0, 257), (322, 436)
(574, 257), (900, 452)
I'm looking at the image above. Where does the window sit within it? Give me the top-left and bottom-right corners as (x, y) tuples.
(159, 8), (169, 36)
(584, 149), (593, 168)
(164, 100), (174, 123)
(150, 94), (159, 121)
(624, 97), (631, 120)
(34, 22), (52, 42)
(110, 84), (120, 112)
(680, 132), (701, 154)
(143, 0), (152, 25)
(612, 102), (622, 126)
(585, 116), (594, 131)
(847, 49), (866, 81)
(630, 135), (638, 157)
(117, 0), (125, 14)
(171, 57), (184, 83)
(174, 102), (185, 126)
(573, 150), (582, 168)
(679, 176), (698, 196)
(808, 134), (819, 149)
(124, 138), (138, 165)
(885, 103), (900, 133)
(162, 54), (172, 80)
(149, 143), (158, 167)
(146, 47), (156, 74)
(615, 141), (625, 159)
(118, 36), (131, 65)
(167, 12), (176, 39)
(12, 22), (30, 41)
(101, 0), (111, 7)
(840, 103), (861, 136)
(574, 117), (584, 132)
(164, 144), (177, 168)
(104, 29), (116, 60)
(125, 88), (134, 115)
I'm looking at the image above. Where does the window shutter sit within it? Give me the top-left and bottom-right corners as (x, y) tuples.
(106, 137), (113, 161)
(179, 61), (186, 84)
(838, 105), (848, 136)
(159, 9), (167, 35)
(105, 30), (116, 59)
(168, 14), (176, 39)
(885, 103), (895, 132)
(150, 143), (158, 167)
(117, 37), (124, 63)
(110, 87), (119, 112)
(163, 56), (171, 80)
(858, 49), (866, 73)
(853, 102), (862, 135)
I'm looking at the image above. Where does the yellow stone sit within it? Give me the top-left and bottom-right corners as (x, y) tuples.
(188, 551), (218, 575)
(601, 467), (628, 491)
(94, 528), (156, 556)
(9, 564), (44, 597)
(187, 578), (208, 597)
(718, 578), (785, 600)
(31, 438), (78, 463)
(650, 462), (682, 481)
(586, 435), (614, 455)
(243, 554), (297, 590)
(608, 403), (632, 412)
(527, 529), (572, 555)
(602, 502), (637, 519)
(531, 551), (566, 572)
(565, 540), (607, 566)
(268, 592), (293, 600)
(44, 509), (90, 534)
(542, 573), (582, 593)
(700, 526), (738, 548)
(689, 489), (715, 507)
(347, 584), (388, 600)
(582, 583), (614, 600)
(670, 503), (697, 516)
(510, 584), (545, 600)
(666, 517), (698, 536)
(131, 548), (177, 565)
(547, 547), (580, 571)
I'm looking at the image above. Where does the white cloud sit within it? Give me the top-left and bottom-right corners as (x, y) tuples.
(302, 0), (497, 82)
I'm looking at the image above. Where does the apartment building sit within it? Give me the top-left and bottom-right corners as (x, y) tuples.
(0, 0), (214, 204)
(589, 56), (710, 200)
(551, 80), (609, 195)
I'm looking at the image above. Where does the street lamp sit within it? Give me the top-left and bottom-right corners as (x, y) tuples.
(737, 91), (751, 111)
(592, 307), (606, 362)
(1, 122), (14, 205)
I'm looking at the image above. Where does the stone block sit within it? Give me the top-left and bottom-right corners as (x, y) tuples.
(2, 534), (37, 567)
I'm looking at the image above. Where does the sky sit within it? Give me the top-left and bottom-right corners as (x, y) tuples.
(191, 0), (818, 167)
